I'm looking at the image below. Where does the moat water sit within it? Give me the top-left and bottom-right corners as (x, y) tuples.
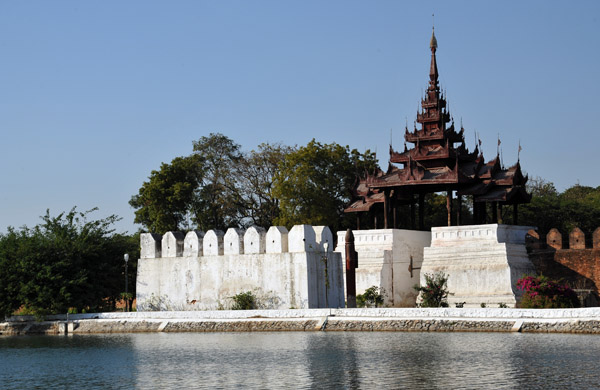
(1, 332), (599, 389)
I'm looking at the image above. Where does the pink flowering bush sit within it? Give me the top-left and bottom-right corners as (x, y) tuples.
(517, 275), (580, 308)
(414, 272), (450, 307)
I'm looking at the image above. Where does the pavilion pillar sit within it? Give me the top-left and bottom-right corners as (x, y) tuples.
(418, 193), (425, 230)
(473, 197), (479, 224)
(513, 204), (519, 225)
(410, 195), (416, 230)
(356, 214), (361, 230)
(491, 202), (498, 223)
(446, 190), (453, 226)
(497, 203), (503, 224)
(374, 214), (377, 229)
(456, 195), (462, 226)
(393, 202), (397, 229)
(383, 190), (389, 229)
(482, 202), (488, 224)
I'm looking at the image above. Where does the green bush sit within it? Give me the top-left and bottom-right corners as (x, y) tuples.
(414, 272), (450, 308)
(357, 286), (385, 308)
(230, 291), (257, 310)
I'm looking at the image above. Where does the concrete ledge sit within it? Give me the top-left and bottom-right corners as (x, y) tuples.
(3, 308), (600, 335)
(6, 307), (600, 321)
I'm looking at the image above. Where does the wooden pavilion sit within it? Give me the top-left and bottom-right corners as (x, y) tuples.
(345, 29), (531, 230)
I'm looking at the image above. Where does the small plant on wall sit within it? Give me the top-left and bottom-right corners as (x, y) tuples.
(414, 272), (450, 308)
(517, 275), (580, 308)
(357, 286), (386, 308)
(230, 291), (258, 310)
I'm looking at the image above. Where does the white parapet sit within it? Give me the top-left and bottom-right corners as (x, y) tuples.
(422, 224), (537, 308)
(140, 233), (162, 258)
(224, 228), (245, 255)
(203, 230), (224, 256)
(314, 226), (333, 252)
(289, 225), (317, 252)
(183, 230), (205, 257)
(162, 232), (185, 257)
(266, 226), (289, 253)
(244, 226), (266, 254)
(136, 224), (345, 311)
(335, 229), (432, 307)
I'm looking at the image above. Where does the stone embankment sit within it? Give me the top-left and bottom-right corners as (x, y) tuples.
(2, 308), (600, 335)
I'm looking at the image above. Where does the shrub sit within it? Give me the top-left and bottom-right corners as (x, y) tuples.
(357, 286), (385, 308)
(517, 275), (580, 308)
(414, 272), (450, 308)
(230, 291), (258, 310)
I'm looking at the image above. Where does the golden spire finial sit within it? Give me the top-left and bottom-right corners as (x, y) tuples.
(430, 14), (437, 50)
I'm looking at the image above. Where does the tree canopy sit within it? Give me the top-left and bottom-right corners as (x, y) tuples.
(519, 179), (600, 240)
(0, 208), (138, 319)
(129, 154), (203, 234)
(272, 139), (377, 232)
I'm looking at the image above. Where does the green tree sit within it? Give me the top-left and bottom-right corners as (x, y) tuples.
(0, 208), (138, 319)
(237, 143), (295, 228)
(129, 154), (203, 234)
(519, 179), (600, 242)
(191, 133), (244, 231)
(273, 139), (377, 232)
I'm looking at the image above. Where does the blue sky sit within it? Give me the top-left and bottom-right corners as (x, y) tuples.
(1, 1), (598, 234)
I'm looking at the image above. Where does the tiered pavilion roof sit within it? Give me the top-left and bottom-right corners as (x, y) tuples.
(345, 29), (531, 229)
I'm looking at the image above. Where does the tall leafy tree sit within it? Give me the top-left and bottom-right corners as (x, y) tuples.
(272, 139), (377, 232)
(237, 143), (295, 228)
(129, 154), (203, 234)
(191, 133), (244, 231)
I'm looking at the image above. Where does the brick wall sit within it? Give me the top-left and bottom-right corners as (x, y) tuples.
(526, 227), (600, 294)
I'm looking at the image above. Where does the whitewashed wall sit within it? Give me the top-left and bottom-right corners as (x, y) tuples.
(335, 229), (432, 307)
(421, 224), (536, 307)
(137, 225), (344, 311)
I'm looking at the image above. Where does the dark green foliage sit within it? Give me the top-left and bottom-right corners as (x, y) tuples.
(414, 272), (450, 308)
(130, 154), (204, 234)
(517, 275), (580, 309)
(272, 139), (377, 232)
(356, 286), (385, 308)
(237, 143), (294, 228)
(230, 291), (257, 310)
(519, 179), (600, 242)
(0, 208), (139, 319)
(191, 133), (245, 231)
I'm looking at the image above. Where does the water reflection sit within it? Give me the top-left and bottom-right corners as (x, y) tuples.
(1, 332), (600, 389)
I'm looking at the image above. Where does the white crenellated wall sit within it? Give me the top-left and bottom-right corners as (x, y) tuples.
(137, 225), (344, 311)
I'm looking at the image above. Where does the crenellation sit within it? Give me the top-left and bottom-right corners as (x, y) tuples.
(266, 226), (288, 253)
(140, 233), (162, 258)
(313, 226), (333, 252)
(244, 226), (266, 254)
(594, 227), (600, 249)
(288, 225), (317, 252)
(224, 228), (245, 255)
(162, 232), (185, 257)
(137, 224), (344, 311)
(569, 227), (586, 249)
(203, 230), (224, 256)
(547, 228), (563, 250)
(183, 230), (205, 257)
